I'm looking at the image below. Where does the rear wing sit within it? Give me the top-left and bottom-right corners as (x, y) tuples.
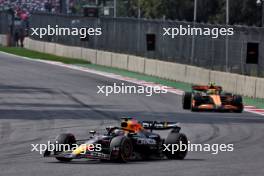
(192, 85), (222, 91)
(140, 121), (181, 132)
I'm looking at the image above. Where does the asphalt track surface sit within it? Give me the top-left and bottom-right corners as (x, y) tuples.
(0, 52), (264, 176)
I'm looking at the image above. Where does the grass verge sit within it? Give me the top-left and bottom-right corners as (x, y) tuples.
(1, 46), (263, 109)
(0, 47), (90, 64)
(77, 64), (192, 92)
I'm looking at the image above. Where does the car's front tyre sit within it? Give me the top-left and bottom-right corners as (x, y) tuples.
(54, 133), (76, 162)
(182, 92), (192, 110)
(233, 95), (243, 113)
(110, 136), (133, 163)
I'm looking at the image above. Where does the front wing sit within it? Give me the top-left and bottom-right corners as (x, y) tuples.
(44, 150), (111, 160)
(193, 104), (242, 111)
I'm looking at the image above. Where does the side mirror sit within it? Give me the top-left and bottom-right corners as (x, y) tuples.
(89, 130), (96, 135)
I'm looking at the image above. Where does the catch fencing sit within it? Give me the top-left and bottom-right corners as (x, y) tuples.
(0, 11), (9, 34)
(2, 12), (264, 77)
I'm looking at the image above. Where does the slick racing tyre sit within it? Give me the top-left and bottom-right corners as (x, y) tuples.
(110, 136), (133, 163)
(164, 132), (188, 160)
(233, 95), (243, 113)
(182, 92), (192, 109)
(54, 133), (76, 162)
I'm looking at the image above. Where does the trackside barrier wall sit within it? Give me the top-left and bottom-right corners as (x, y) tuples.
(96, 51), (112, 66)
(22, 38), (264, 99)
(70, 46), (82, 59)
(0, 34), (7, 46)
(145, 59), (157, 76)
(210, 71), (238, 93)
(169, 63), (186, 82)
(61, 45), (72, 58)
(27, 13), (264, 77)
(156, 61), (186, 81)
(44, 42), (56, 55)
(111, 53), (128, 70)
(256, 78), (264, 98)
(185, 66), (210, 85)
(243, 76), (257, 98)
(81, 48), (97, 64)
(127, 56), (145, 74)
(55, 44), (64, 57)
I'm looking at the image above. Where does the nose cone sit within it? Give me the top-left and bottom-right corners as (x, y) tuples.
(210, 95), (222, 106)
(72, 144), (88, 155)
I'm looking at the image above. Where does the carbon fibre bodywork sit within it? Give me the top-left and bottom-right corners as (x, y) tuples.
(43, 118), (188, 162)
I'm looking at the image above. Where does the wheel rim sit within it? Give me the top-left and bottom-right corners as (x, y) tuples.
(121, 140), (132, 159)
(178, 135), (188, 159)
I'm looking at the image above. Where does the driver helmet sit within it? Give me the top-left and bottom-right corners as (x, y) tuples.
(113, 129), (125, 136)
(208, 81), (216, 88)
(122, 119), (143, 133)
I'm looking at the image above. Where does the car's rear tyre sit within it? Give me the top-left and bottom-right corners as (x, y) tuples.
(164, 132), (188, 160)
(54, 133), (76, 162)
(233, 95), (243, 113)
(183, 92), (192, 109)
(191, 95), (201, 112)
(110, 136), (133, 163)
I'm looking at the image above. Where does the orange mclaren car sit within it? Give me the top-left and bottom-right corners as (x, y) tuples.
(182, 84), (243, 113)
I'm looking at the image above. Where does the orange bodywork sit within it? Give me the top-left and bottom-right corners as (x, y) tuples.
(192, 95), (240, 111)
(210, 95), (221, 106)
(192, 85), (222, 91)
(122, 119), (144, 133)
(190, 84), (243, 112)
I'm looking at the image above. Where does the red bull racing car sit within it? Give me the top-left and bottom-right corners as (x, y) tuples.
(182, 83), (243, 113)
(44, 118), (188, 162)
